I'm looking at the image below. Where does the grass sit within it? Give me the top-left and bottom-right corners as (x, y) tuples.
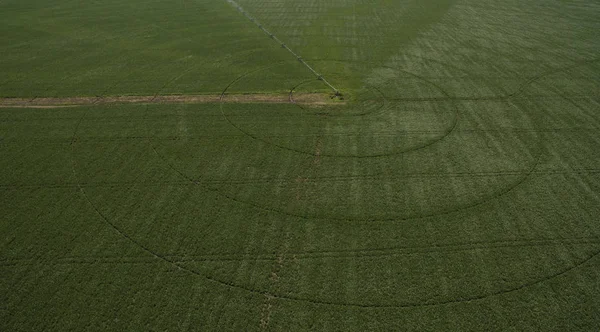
(1, 0), (600, 330)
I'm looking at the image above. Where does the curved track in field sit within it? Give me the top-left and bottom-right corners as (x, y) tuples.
(220, 60), (460, 158)
(65, 54), (600, 307)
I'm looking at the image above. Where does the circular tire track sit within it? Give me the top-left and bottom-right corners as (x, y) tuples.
(211, 58), (544, 221)
(220, 59), (460, 158)
(68, 55), (600, 308)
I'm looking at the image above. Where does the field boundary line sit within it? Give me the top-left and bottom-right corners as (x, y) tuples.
(1, 93), (596, 109)
(0, 93), (337, 108)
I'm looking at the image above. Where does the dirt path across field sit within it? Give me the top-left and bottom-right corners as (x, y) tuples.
(0, 93), (340, 108)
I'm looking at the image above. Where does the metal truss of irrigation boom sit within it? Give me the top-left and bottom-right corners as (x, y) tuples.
(225, 0), (341, 95)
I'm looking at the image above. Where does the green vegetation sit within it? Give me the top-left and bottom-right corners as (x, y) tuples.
(1, 0), (600, 330)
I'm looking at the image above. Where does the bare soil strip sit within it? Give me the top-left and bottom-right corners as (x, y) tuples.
(0, 93), (339, 108)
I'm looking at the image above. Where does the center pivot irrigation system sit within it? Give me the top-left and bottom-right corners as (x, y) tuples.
(225, 0), (342, 96)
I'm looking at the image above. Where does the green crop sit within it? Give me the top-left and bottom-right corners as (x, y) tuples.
(1, 0), (599, 330)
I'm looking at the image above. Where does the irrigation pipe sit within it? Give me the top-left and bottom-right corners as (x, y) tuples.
(224, 0), (341, 95)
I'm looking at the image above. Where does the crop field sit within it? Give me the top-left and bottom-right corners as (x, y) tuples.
(1, 0), (600, 330)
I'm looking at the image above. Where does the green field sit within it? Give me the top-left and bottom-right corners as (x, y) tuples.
(1, 0), (600, 330)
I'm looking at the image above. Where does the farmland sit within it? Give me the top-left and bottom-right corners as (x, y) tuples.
(1, 0), (600, 330)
